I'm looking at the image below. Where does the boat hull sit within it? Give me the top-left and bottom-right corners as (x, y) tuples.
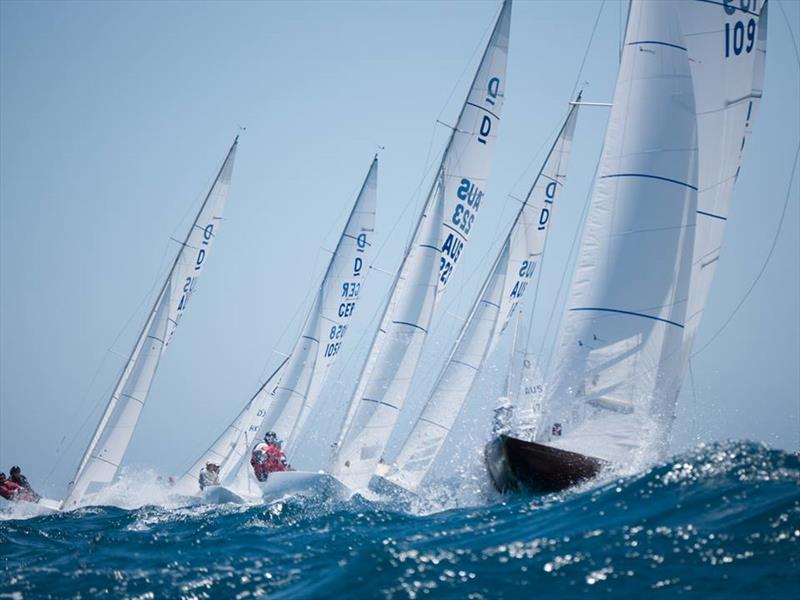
(256, 471), (351, 502)
(195, 485), (247, 505)
(1, 496), (60, 517)
(485, 434), (605, 493)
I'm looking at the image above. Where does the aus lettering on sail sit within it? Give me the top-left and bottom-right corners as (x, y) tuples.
(327, 230), (369, 359)
(439, 75), (502, 287)
(503, 174), (561, 333)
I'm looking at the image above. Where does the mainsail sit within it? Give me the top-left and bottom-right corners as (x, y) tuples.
(182, 156), (377, 493)
(63, 137), (239, 507)
(382, 102), (579, 493)
(330, 0), (512, 490)
(677, 0), (768, 390)
(539, 0), (700, 465)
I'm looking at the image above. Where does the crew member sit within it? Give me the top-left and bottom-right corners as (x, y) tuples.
(9, 466), (40, 501)
(0, 472), (36, 502)
(250, 431), (290, 482)
(198, 462), (220, 490)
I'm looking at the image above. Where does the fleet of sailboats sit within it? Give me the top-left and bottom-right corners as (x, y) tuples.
(31, 0), (773, 512)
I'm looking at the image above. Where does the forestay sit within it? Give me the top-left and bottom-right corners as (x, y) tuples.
(63, 137), (238, 508)
(539, 0), (699, 465)
(382, 102), (579, 493)
(677, 0), (768, 384)
(329, 0), (512, 491)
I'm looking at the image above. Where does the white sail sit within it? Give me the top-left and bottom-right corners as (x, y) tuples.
(204, 157), (377, 492)
(382, 103), (579, 492)
(539, 0), (699, 466)
(175, 357), (287, 492)
(253, 157), (378, 454)
(63, 138), (238, 507)
(330, 174), (445, 489)
(491, 311), (545, 441)
(678, 1), (768, 386)
(330, 0), (512, 491)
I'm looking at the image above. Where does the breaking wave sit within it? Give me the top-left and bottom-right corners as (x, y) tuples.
(1, 441), (798, 598)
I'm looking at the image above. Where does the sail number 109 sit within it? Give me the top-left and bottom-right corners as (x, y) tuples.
(724, 19), (756, 57)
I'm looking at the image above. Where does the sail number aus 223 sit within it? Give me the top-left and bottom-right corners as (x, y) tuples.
(440, 178), (484, 285)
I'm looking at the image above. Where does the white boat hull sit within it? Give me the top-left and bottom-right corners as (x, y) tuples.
(189, 485), (247, 506)
(1, 496), (60, 518)
(256, 471), (351, 502)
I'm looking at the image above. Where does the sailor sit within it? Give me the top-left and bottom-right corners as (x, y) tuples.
(198, 462), (220, 491)
(250, 431), (290, 482)
(8, 465), (40, 500)
(0, 471), (36, 502)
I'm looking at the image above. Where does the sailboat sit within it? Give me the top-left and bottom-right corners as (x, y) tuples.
(61, 137), (239, 509)
(374, 99), (580, 495)
(486, 0), (769, 493)
(178, 156), (377, 503)
(329, 0), (512, 492)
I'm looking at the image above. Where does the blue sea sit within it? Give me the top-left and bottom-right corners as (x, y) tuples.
(1, 441), (798, 599)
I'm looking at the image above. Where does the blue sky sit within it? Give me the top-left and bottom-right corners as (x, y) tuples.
(1, 0), (798, 497)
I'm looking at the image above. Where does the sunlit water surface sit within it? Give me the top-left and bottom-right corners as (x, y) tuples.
(1, 441), (798, 598)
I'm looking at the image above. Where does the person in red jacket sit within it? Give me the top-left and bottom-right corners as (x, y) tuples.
(0, 472), (36, 502)
(9, 466), (40, 501)
(250, 432), (291, 482)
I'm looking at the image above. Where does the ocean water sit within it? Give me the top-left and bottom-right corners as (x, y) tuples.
(1, 441), (798, 599)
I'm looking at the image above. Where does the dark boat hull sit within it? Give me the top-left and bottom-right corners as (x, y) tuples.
(485, 435), (606, 493)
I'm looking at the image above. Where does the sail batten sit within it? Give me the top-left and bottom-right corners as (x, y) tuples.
(64, 137), (239, 507)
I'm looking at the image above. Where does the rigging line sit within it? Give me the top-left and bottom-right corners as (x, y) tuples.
(538, 157), (599, 372)
(49, 141), (226, 481)
(519, 3), (606, 354)
(405, 1), (500, 245)
(571, 0), (606, 99)
(46, 188), (207, 481)
(324, 4), (503, 387)
(691, 0), (800, 359)
(691, 134), (798, 358)
(688, 359), (699, 444)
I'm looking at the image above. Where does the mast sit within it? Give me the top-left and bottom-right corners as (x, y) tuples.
(63, 136), (238, 507)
